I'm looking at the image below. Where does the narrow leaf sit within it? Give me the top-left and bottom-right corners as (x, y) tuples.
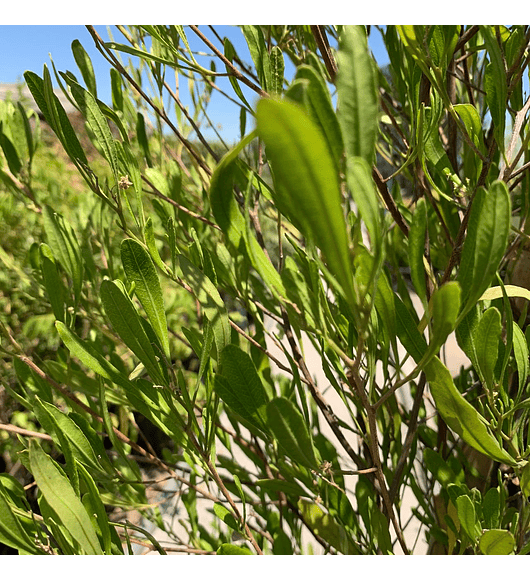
(100, 279), (166, 386)
(256, 97), (355, 309)
(29, 440), (103, 554)
(425, 357), (517, 466)
(336, 25), (378, 165)
(267, 397), (318, 470)
(121, 239), (170, 358)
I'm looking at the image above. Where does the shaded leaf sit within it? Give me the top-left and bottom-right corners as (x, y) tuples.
(267, 397), (318, 470)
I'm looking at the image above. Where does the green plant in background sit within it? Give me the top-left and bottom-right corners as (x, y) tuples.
(1, 24), (530, 555)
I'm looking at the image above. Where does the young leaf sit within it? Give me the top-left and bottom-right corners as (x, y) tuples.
(266, 397), (318, 470)
(29, 440), (103, 555)
(100, 279), (167, 386)
(479, 529), (516, 555)
(336, 25), (379, 166)
(256, 98), (355, 310)
(241, 25), (272, 93)
(121, 239), (170, 359)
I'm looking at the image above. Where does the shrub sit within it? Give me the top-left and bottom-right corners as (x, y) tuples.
(1, 24), (530, 555)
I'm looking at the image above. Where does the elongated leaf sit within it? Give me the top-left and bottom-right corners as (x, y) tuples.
(71, 39), (97, 97)
(474, 307), (502, 388)
(480, 529), (515, 555)
(178, 255), (230, 357)
(298, 498), (353, 554)
(346, 157), (382, 255)
(37, 398), (107, 477)
(42, 205), (83, 301)
(209, 131), (286, 300)
(100, 279), (166, 386)
(408, 198), (428, 304)
(457, 181), (511, 321)
(427, 281), (461, 358)
(267, 397), (318, 470)
(217, 543), (252, 555)
(0, 480), (42, 554)
(513, 322), (529, 393)
(294, 65), (344, 169)
(29, 440), (103, 554)
(69, 79), (119, 183)
(456, 494), (479, 542)
(56, 321), (129, 387)
(214, 345), (269, 431)
(121, 239), (169, 358)
(425, 357), (517, 466)
(395, 295), (427, 364)
(270, 46), (284, 95)
(483, 28), (507, 153)
(256, 98), (355, 308)
(24, 67), (87, 165)
(39, 243), (65, 322)
(241, 25), (272, 92)
(336, 25), (378, 165)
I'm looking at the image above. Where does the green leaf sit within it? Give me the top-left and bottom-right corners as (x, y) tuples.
(0, 479), (42, 554)
(71, 39), (97, 98)
(39, 243), (65, 322)
(213, 503), (239, 532)
(423, 282), (461, 364)
(270, 46), (284, 95)
(29, 440), (103, 554)
(209, 132), (287, 301)
(293, 65), (344, 170)
(479, 529), (516, 555)
(36, 398), (107, 477)
(395, 294), (427, 364)
(121, 239), (170, 359)
(520, 462), (530, 498)
(457, 181), (511, 321)
(483, 28), (507, 154)
(55, 321), (129, 388)
(474, 307), (502, 388)
(423, 448), (456, 487)
(100, 279), (167, 386)
(23, 67), (87, 166)
(256, 478), (308, 499)
(241, 25), (272, 92)
(69, 78), (119, 184)
(178, 255), (231, 358)
(42, 205), (83, 302)
(408, 198), (428, 305)
(456, 494), (478, 542)
(214, 344), (269, 432)
(346, 157), (382, 255)
(297, 498), (354, 554)
(256, 97), (355, 309)
(336, 25), (378, 165)
(266, 397), (318, 470)
(217, 543), (252, 555)
(425, 357), (517, 466)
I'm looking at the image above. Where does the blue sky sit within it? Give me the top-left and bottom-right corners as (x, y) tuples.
(0, 25), (389, 144)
